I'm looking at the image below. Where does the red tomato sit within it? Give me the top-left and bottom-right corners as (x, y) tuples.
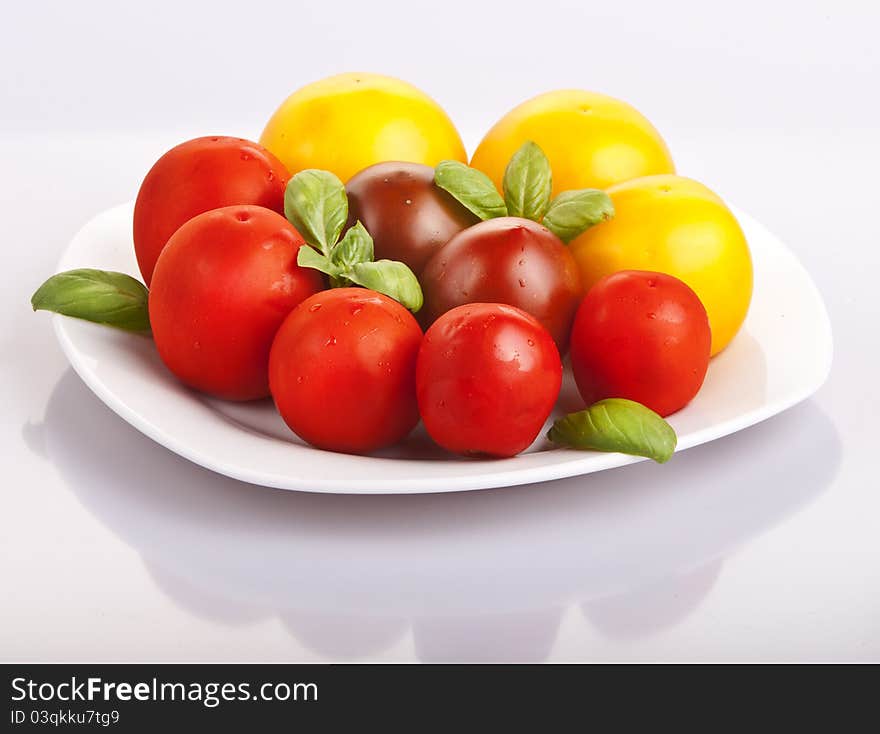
(570, 270), (711, 417)
(134, 136), (289, 285)
(420, 217), (582, 352)
(417, 303), (562, 457)
(269, 288), (423, 454)
(149, 206), (323, 401)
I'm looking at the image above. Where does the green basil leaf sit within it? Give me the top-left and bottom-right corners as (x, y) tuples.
(541, 189), (615, 243)
(348, 260), (424, 313)
(331, 221), (374, 270)
(31, 269), (150, 333)
(297, 245), (341, 278)
(502, 141), (552, 220)
(548, 398), (677, 463)
(434, 160), (508, 221)
(284, 169), (348, 255)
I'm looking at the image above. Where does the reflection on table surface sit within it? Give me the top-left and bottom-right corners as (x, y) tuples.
(32, 370), (841, 661)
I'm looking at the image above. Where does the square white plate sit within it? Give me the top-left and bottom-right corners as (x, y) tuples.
(52, 202), (831, 493)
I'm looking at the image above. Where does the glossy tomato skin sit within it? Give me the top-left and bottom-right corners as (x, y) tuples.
(569, 174), (752, 356)
(470, 89), (674, 196)
(570, 270), (711, 417)
(149, 206), (323, 401)
(269, 288), (423, 454)
(259, 72), (466, 183)
(417, 303), (562, 458)
(134, 136), (289, 285)
(346, 161), (479, 274)
(421, 217), (582, 352)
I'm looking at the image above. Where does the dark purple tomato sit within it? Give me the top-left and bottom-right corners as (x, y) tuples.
(420, 217), (582, 352)
(346, 161), (479, 275)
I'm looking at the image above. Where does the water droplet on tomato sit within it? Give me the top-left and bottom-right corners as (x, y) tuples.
(324, 336), (337, 346)
(309, 303), (322, 312)
(518, 278), (526, 288)
(647, 312), (657, 319)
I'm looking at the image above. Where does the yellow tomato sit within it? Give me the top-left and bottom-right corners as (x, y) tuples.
(260, 72), (467, 182)
(570, 175), (753, 355)
(470, 89), (675, 196)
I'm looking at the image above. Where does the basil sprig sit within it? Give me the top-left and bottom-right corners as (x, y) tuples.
(284, 171), (423, 312)
(548, 398), (677, 463)
(433, 161), (508, 221)
(542, 188), (615, 243)
(283, 169), (349, 256)
(348, 260), (424, 313)
(434, 140), (614, 242)
(31, 269), (151, 333)
(502, 141), (552, 220)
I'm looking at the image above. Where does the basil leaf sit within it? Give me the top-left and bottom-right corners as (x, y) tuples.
(284, 169), (348, 255)
(502, 141), (552, 220)
(548, 398), (677, 463)
(331, 221), (374, 270)
(31, 269), (151, 333)
(541, 189), (615, 243)
(434, 160), (508, 221)
(297, 245), (341, 278)
(348, 260), (424, 313)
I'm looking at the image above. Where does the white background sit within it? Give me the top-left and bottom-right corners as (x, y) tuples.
(1, 0), (878, 661)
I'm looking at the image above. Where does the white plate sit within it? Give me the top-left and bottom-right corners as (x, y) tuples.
(52, 202), (832, 494)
